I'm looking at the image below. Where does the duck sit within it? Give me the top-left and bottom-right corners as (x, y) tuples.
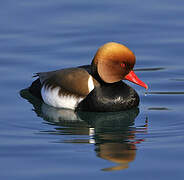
(29, 42), (148, 112)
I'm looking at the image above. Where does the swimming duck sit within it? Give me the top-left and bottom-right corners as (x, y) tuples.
(29, 42), (148, 112)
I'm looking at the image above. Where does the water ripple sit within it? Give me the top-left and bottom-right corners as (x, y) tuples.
(145, 91), (184, 95)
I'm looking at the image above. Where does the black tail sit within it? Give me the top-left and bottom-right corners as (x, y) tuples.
(29, 78), (43, 100)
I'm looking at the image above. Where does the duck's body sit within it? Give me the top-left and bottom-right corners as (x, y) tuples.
(29, 67), (139, 112)
(29, 42), (147, 112)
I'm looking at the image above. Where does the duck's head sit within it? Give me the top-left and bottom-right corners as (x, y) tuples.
(91, 42), (148, 89)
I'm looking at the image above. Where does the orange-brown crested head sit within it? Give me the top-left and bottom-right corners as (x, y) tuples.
(92, 42), (136, 83)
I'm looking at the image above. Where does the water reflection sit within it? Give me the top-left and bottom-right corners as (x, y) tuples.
(20, 89), (147, 171)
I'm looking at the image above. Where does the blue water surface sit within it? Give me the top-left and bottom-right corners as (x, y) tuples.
(0, 0), (184, 179)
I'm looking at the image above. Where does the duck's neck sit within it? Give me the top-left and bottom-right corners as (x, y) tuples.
(91, 59), (107, 85)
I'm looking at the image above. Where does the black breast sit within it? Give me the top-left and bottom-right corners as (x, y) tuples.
(76, 81), (139, 112)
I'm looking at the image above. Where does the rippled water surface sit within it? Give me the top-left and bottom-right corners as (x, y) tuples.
(1, 0), (184, 179)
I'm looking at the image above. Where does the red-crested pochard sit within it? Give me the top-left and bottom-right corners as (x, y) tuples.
(29, 42), (148, 112)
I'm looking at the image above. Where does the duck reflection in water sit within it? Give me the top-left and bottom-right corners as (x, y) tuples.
(20, 89), (147, 171)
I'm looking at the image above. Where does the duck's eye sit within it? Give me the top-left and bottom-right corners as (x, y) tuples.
(120, 63), (126, 68)
(121, 63), (131, 73)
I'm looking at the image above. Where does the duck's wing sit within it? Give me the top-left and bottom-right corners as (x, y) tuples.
(29, 69), (61, 99)
(30, 68), (99, 99)
(34, 65), (91, 84)
(34, 69), (60, 84)
(77, 65), (91, 74)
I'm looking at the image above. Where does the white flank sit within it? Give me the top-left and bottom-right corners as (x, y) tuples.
(88, 75), (95, 92)
(41, 86), (83, 109)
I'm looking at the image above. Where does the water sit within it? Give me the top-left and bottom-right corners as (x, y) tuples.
(1, 0), (184, 179)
